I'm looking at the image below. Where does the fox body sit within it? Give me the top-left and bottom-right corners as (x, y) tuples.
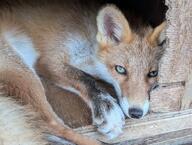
(0, 93), (47, 145)
(0, 0), (165, 143)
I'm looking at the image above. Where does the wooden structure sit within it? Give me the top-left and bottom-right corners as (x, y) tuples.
(75, 109), (192, 144)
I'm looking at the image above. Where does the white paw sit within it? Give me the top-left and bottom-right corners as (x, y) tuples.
(92, 94), (125, 139)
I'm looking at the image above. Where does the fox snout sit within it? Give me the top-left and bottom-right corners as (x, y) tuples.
(128, 108), (144, 119)
(128, 100), (149, 119)
(120, 97), (149, 119)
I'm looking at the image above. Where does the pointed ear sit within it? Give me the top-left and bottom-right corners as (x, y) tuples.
(148, 21), (166, 46)
(96, 5), (132, 47)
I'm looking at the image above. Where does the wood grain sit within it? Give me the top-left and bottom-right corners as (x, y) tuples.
(75, 109), (192, 144)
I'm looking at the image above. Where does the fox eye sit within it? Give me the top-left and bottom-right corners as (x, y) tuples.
(148, 70), (158, 78)
(115, 65), (127, 75)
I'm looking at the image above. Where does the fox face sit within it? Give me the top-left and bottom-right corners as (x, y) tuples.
(96, 5), (166, 118)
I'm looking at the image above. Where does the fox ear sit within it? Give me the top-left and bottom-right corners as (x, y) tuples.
(148, 22), (166, 46)
(96, 5), (132, 47)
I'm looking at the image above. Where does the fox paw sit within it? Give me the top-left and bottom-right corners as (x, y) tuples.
(92, 93), (125, 139)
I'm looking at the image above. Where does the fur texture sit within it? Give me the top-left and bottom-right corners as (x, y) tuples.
(0, 95), (47, 145)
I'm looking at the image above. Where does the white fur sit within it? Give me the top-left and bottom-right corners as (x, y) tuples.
(0, 96), (47, 145)
(3, 29), (39, 71)
(142, 100), (149, 117)
(47, 135), (75, 145)
(119, 96), (129, 116)
(93, 93), (125, 139)
(56, 84), (81, 96)
(65, 33), (95, 66)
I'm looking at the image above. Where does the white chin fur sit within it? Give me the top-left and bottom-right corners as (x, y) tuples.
(119, 97), (129, 116)
(142, 100), (149, 117)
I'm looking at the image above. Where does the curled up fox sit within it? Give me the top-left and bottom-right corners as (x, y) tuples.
(0, 0), (166, 145)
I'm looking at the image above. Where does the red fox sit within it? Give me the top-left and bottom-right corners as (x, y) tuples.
(0, 0), (165, 144)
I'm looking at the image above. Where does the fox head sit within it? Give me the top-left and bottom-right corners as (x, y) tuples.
(96, 5), (166, 119)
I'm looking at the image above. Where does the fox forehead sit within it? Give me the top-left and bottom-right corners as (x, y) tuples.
(99, 30), (161, 69)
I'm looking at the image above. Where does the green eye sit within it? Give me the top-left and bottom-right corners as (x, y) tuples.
(148, 70), (158, 78)
(115, 65), (127, 75)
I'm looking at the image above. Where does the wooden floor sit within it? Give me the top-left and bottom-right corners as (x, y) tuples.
(75, 109), (192, 145)
(115, 129), (192, 145)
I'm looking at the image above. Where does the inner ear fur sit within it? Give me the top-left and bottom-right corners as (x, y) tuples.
(148, 21), (166, 46)
(96, 5), (133, 48)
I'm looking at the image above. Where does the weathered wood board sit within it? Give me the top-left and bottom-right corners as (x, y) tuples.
(75, 109), (192, 144)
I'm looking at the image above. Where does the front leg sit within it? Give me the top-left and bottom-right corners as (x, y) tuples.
(37, 58), (125, 138)
(81, 76), (125, 138)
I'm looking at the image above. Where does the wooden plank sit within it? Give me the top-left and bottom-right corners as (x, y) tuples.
(75, 109), (192, 144)
(150, 82), (185, 112)
(119, 128), (192, 145)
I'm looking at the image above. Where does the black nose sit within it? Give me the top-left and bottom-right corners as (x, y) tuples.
(129, 108), (143, 119)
